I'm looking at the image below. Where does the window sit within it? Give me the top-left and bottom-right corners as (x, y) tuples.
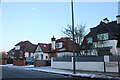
(41, 54), (43, 60)
(56, 42), (62, 48)
(97, 33), (108, 40)
(46, 56), (48, 59)
(15, 45), (20, 50)
(43, 45), (46, 48)
(35, 54), (39, 59)
(87, 37), (93, 44)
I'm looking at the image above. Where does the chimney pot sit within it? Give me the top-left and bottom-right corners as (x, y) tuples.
(51, 36), (56, 50)
(51, 36), (56, 41)
(116, 15), (120, 24)
(103, 18), (109, 24)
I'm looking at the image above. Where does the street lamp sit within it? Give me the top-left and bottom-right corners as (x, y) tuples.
(71, 0), (76, 74)
(116, 15), (120, 73)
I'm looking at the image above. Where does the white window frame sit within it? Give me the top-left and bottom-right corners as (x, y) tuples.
(97, 33), (108, 40)
(15, 45), (20, 50)
(56, 42), (62, 48)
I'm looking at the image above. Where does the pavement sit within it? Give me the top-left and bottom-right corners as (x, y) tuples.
(1, 64), (120, 80)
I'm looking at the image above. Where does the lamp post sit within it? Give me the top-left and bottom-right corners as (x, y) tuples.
(116, 15), (120, 73)
(71, 0), (76, 74)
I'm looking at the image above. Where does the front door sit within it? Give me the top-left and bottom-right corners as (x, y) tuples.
(41, 54), (43, 60)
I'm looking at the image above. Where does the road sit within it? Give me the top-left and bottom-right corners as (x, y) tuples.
(1, 66), (93, 80)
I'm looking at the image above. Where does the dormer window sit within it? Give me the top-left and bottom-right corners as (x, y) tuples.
(43, 45), (46, 48)
(87, 37), (93, 44)
(56, 42), (62, 48)
(97, 33), (108, 40)
(15, 45), (20, 50)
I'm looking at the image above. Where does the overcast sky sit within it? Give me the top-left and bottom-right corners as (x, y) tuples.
(1, 1), (119, 51)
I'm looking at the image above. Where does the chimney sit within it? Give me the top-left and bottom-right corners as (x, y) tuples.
(116, 1), (120, 24)
(102, 18), (109, 24)
(116, 15), (120, 24)
(51, 36), (56, 50)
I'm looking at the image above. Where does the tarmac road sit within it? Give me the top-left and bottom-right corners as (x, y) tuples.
(1, 66), (94, 80)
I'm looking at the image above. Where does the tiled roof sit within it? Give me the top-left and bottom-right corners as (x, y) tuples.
(54, 37), (80, 52)
(15, 41), (37, 53)
(81, 20), (120, 49)
(38, 43), (51, 53)
(7, 48), (15, 54)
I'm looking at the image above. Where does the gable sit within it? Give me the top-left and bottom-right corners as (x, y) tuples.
(81, 20), (119, 50)
(35, 45), (42, 52)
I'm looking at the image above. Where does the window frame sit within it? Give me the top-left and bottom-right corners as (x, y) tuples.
(56, 42), (62, 48)
(87, 37), (93, 44)
(97, 33), (109, 40)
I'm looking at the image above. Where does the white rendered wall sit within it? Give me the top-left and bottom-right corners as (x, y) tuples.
(51, 62), (72, 70)
(51, 41), (55, 50)
(35, 45), (42, 52)
(34, 52), (49, 60)
(108, 40), (118, 55)
(34, 52), (43, 60)
(51, 58), (72, 69)
(34, 45), (49, 60)
(117, 48), (120, 55)
(76, 62), (104, 72)
(94, 40), (118, 55)
(43, 53), (49, 60)
(51, 56), (119, 73)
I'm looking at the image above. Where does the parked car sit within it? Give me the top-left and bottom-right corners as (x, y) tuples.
(25, 57), (34, 65)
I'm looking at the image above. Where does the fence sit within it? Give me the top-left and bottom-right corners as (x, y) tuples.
(51, 56), (119, 73)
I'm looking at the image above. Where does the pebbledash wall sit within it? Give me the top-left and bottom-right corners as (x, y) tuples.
(51, 56), (119, 73)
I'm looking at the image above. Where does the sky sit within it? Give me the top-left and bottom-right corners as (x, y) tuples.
(1, 1), (119, 52)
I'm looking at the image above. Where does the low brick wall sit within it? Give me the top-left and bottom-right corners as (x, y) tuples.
(13, 60), (25, 66)
(0, 60), (7, 65)
(34, 60), (46, 67)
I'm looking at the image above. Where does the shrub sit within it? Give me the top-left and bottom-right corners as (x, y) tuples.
(7, 58), (13, 64)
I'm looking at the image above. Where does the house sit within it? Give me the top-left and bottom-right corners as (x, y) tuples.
(50, 37), (80, 57)
(34, 43), (51, 60)
(7, 48), (15, 59)
(14, 40), (37, 59)
(81, 16), (120, 56)
(34, 42), (56, 67)
(34, 36), (80, 59)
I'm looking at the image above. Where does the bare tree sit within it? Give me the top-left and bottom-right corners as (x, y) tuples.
(0, 51), (7, 59)
(62, 24), (86, 45)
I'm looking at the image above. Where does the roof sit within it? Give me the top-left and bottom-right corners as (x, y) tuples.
(38, 43), (51, 53)
(82, 20), (120, 49)
(54, 37), (80, 52)
(15, 40), (37, 53)
(89, 21), (118, 37)
(7, 48), (15, 54)
(55, 37), (72, 42)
